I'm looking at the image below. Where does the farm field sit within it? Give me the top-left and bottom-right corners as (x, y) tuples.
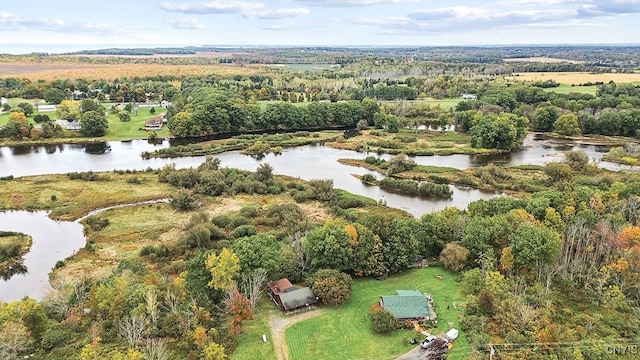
(503, 57), (583, 64)
(542, 84), (598, 95)
(507, 72), (640, 85)
(0, 60), (262, 82)
(284, 267), (469, 360)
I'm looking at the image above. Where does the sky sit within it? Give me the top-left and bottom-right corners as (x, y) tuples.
(2, 0), (640, 53)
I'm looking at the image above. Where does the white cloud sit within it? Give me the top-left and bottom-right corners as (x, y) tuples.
(248, 8), (310, 20)
(294, 0), (421, 6)
(258, 22), (308, 30)
(0, 12), (65, 31)
(504, 0), (585, 5)
(160, 0), (309, 19)
(160, 0), (263, 15)
(166, 17), (205, 29)
(0, 12), (127, 34)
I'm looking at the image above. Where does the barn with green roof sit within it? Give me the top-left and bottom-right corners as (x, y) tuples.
(379, 290), (431, 320)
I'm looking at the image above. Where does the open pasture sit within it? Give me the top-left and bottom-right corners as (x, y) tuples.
(508, 72), (640, 85)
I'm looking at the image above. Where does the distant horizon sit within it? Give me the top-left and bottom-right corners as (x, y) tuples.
(4, 1), (640, 55)
(5, 42), (640, 56)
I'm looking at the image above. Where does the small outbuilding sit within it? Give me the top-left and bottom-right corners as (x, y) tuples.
(268, 278), (318, 313)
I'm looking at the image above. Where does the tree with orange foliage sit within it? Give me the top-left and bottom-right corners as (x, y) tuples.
(223, 283), (253, 335)
(4, 111), (31, 140)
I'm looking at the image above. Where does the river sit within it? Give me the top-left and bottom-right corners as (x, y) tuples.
(0, 211), (84, 302)
(0, 132), (630, 301)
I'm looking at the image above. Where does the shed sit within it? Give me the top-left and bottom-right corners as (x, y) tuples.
(279, 287), (317, 311)
(379, 290), (430, 320)
(268, 278), (318, 313)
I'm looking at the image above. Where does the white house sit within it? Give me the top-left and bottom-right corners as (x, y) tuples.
(0, 97), (7, 105)
(462, 93), (477, 100)
(38, 104), (57, 112)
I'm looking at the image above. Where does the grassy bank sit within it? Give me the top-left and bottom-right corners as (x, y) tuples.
(143, 130), (341, 158)
(328, 129), (496, 156)
(284, 267), (469, 360)
(0, 171), (173, 220)
(0, 231), (32, 270)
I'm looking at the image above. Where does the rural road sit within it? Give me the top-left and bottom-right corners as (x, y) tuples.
(269, 310), (323, 360)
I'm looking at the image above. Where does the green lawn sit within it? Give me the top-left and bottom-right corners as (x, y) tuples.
(379, 98), (462, 110)
(231, 298), (278, 360)
(284, 267), (470, 360)
(104, 107), (170, 140)
(543, 85), (598, 95)
(1, 100), (169, 141)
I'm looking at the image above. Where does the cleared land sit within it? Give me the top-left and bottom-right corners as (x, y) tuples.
(284, 267), (469, 360)
(507, 72), (640, 85)
(380, 98), (462, 110)
(542, 84), (598, 95)
(503, 57), (583, 64)
(0, 61), (262, 81)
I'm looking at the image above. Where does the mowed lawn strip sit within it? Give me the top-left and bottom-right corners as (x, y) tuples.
(231, 299), (279, 360)
(285, 267), (469, 360)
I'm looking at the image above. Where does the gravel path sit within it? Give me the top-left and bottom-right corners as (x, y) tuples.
(268, 310), (323, 360)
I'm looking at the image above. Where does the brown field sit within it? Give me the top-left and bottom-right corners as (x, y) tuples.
(0, 61), (262, 81)
(507, 72), (640, 85)
(503, 57), (583, 64)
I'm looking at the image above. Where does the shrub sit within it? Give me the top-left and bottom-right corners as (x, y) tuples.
(233, 225), (258, 238)
(308, 269), (352, 306)
(139, 245), (171, 260)
(85, 217), (110, 231)
(239, 205), (259, 218)
(370, 306), (397, 333)
(170, 190), (199, 211)
(40, 327), (69, 351)
(361, 174), (377, 183)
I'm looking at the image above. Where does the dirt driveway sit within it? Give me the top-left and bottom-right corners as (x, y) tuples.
(268, 310), (323, 360)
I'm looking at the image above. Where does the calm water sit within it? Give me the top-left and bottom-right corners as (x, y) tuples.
(0, 132), (631, 300)
(0, 211), (84, 302)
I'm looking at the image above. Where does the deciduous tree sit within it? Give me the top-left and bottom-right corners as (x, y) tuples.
(206, 248), (240, 291)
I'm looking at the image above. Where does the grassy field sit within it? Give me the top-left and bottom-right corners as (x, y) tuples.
(105, 107), (171, 140)
(284, 267), (469, 360)
(507, 72), (640, 85)
(0, 172), (173, 220)
(380, 98), (462, 110)
(0, 61), (263, 82)
(543, 84), (598, 95)
(231, 298), (279, 360)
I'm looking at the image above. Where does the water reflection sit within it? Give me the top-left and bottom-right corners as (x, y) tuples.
(0, 261), (27, 281)
(0, 211), (85, 302)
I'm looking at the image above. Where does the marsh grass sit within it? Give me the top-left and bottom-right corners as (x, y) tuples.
(0, 172), (172, 220)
